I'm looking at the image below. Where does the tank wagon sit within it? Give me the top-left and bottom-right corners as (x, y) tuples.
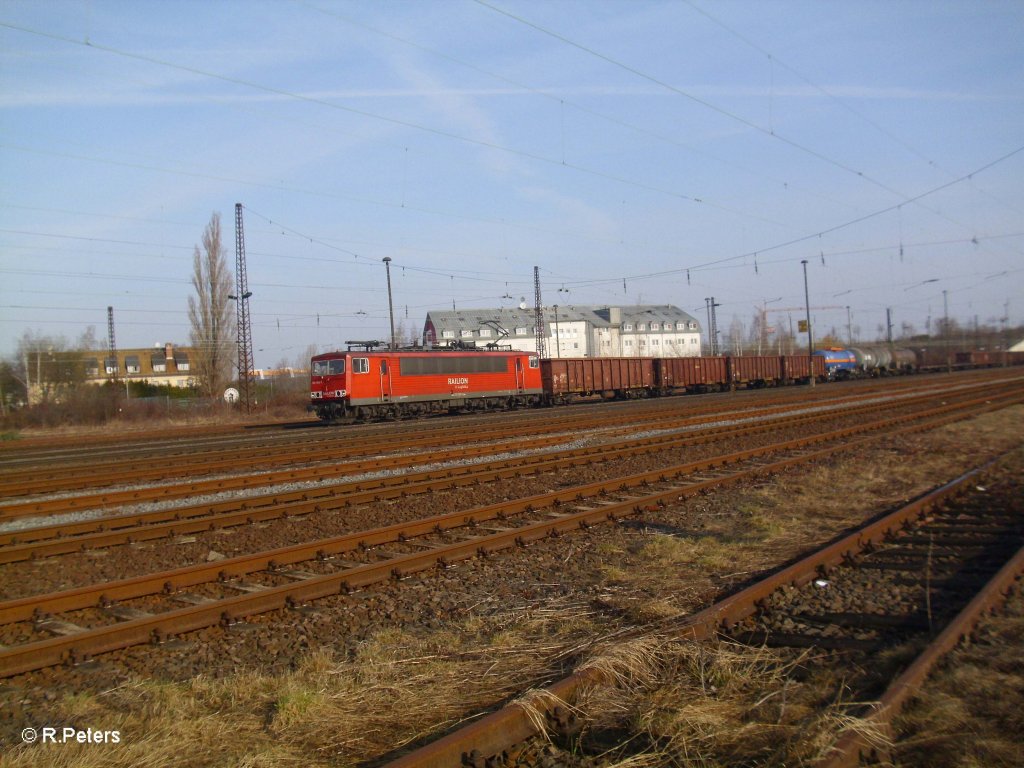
(815, 345), (917, 378)
(814, 349), (858, 379)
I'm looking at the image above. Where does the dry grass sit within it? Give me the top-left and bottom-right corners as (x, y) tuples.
(891, 591), (1024, 768)
(3, 605), (602, 767)
(6, 406), (1021, 766)
(562, 637), (889, 767)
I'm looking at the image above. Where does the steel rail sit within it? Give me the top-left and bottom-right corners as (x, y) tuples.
(1, 380), (923, 494)
(0, 385), (991, 559)
(2, 386), (1015, 571)
(380, 454), (1017, 768)
(0, 369), (1015, 466)
(3, 378), (1013, 526)
(0, 404), (644, 492)
(0, 419), (885, 626)
(1, 385), (803, 481)
(0, 396), (1016, 678)
(0, 407), (866, 558)
(814, 546), (1024, 768)
(2, 375), (1010, 498)
(0, 433), (568, 521)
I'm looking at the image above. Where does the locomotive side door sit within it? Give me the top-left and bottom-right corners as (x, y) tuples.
(379, 358), (392, 402)
(515, 356), (525, 393)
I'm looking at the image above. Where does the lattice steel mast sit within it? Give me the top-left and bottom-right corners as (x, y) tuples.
(106, 305), (117, 380)
(232, 203), (254, 413)
(533, 266), (547, 359)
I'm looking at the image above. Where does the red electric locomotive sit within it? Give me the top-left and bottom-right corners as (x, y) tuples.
(310, 346), (543, 421)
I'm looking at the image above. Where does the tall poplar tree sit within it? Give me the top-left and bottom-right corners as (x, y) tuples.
(188, 213), (236, 398)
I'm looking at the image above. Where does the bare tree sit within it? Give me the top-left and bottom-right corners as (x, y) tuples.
(294, 344), (319, 371)
(188, 213), (235, 398)
(16, 331), (86, 404)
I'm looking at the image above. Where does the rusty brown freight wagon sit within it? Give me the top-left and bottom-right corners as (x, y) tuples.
(541, 357), (656, 401)
(780, 354), (826, 382)
(726, 355), (783, 387)
(955, 351), (991, 367)
(655, 356), (729, 391)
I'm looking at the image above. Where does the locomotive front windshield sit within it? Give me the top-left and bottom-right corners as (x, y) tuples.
(312, 358), (346, 376)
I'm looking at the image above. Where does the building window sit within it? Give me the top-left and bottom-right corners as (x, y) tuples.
(623, 323), (633, 331)
(479, 329), (492, 337)
(689, 322), (698, 330)
(515, 327), (528, 336)
(652, 338), (659, 346)
(442, 330), (456, 339)
(636, 323), (646, 331)
(624, 340), (633, 347)
(461, 330), (473, 338)
(650, 322), (659, 331)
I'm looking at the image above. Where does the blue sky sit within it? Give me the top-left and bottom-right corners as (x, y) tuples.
(2, 0), (1022, 367)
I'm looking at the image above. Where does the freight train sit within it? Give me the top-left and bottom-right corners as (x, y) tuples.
(309, 346), (831, 421)
(310, 345), (1024, 421)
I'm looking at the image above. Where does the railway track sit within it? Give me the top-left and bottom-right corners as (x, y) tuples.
(0, 387), (1017, 679)
(1, 373), (1010, 501)
(380, 454), (1023, 768)
(1, 376), (1015, 527)
(2, 381), (1013, 561)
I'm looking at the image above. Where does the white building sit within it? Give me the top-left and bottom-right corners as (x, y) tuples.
(422, 305), (703, 358)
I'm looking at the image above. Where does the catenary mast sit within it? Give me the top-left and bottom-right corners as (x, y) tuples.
(233, 203), (255, 413)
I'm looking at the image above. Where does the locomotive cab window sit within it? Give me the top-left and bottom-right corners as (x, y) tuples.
(380, 360), (388, 374)
(312, 359), (345, 376)
(353, 357), (369, 374)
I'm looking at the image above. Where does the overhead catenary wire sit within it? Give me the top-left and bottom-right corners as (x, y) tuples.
(0, 20), (778, 223)
(2, 8), (1021, 360)
(3, 10), (1018, 296)
(473, 0), (1004, 237)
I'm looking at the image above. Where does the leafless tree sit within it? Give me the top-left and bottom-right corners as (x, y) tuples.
(188, 213), (235, 398)
(16, 331), (87, 404)
(294, 344), (319, 371)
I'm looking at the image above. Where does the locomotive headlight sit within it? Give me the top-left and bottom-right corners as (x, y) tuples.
(335, 389), (347, 397)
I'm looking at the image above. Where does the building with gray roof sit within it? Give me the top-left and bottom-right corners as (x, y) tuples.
(423, 305), (702, 358)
